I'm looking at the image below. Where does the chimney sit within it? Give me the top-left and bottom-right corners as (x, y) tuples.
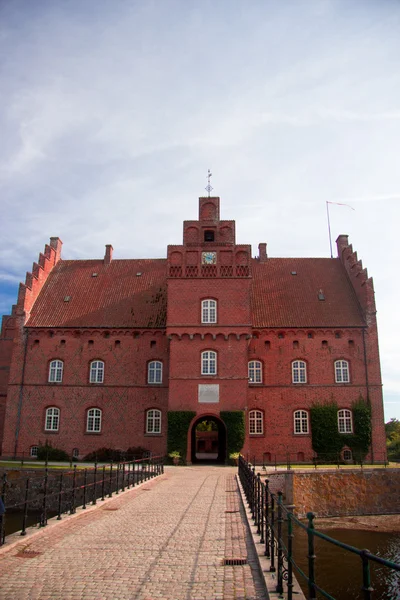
(258, 243), (267, 262)
(336, 235), (349, 258)
(104, 244), (113, 265)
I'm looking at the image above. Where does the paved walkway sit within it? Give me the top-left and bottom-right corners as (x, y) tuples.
(0, 466), (267, 600)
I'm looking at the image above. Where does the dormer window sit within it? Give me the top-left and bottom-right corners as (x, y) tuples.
(204, 230), (215, 242)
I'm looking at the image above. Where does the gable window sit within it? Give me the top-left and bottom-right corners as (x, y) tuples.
(90, 360), (104, 383)
(45, 407), (60, 431)
(30, 446), (39, 458)
(49, 360), (63, 383)
(335, 360), (350, 383)
(148, 361), (162, 384)
(292, 360), (307, 384)
(146, 409), (162, 434)
(87, 408), (102, 433)
(201, 299), (217, 324)
(338, 409), (352, 433)
(249, 410), (263, 435)
(248, 361), (262, 383)
(294, 410), (309, 434)
(201, 351), (217, 375)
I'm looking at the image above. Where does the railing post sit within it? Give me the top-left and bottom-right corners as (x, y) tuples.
(307, 512), (317, 599)
(109, 462), (113, 498)
(82, 469), (87, 509)
(0, 473), (7, 546)
(256, 474), (261, 534)
(57, 472), (63, 519)
(260, 479), (265, 544)
(276, 491), (284, 595)
(40, 468), (48, 527)
(70, 465), (77, 514)
(132, 461), (136, 487)
(121, 463), (125, 492)
(360, 549), (373, 600)
(287, 511), (294, 600)
(264, 479), (270, 558)
(101, 465), (106, 501)
(115, 463), (120, 494)
(127, 463), (131, 489)
(93, 463), (97, 505)
(21, 477), (30, 536)
(270, 494), (276, 572)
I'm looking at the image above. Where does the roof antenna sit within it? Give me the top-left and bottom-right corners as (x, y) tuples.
(205, 169), (213, 197)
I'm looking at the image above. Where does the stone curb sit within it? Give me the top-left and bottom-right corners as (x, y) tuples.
(236, 474), (306, 600)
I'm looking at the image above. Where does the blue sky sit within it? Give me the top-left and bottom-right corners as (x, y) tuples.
(1, 0), (399, 421)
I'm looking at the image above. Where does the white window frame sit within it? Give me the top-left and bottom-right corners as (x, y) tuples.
(338, 409), (352, 433)
(201, 351), (217, 375)
(248, 360), (262, 384)
(201, 299), (217, 324)
(45, 407), (60, 431)
(72, 448), (79, 459)
(148, 361), (163, 384)
(343, 448), (352, 461)
(49, 360), (63, 383)
(294, 410), (309, 434)
(292, 360), (307, 384)
(146, 409), (162, 434)
(335, 360), (350, 383)
(90, 360), (104, 383)
(249, 409), (263, 435)
(87, 408), (102, 433)
(30, 446), (38, 457)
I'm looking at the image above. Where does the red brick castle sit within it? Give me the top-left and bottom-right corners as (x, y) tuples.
(0, 196), (386, 463)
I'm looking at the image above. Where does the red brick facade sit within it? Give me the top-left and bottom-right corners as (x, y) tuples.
(0, 197), (386, 463)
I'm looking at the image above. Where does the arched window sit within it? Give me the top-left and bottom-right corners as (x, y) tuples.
(146, 409), (162, 434)
(294, 410), (309, 434)
(292, 360), (307, 384)
(148, 361), (163, 384)
(90, 360), (104, 383)
(87, 408), (102, 433)
(201, 299), (217, 324)
(249, 410), (263, 435)
(48, 360), (63, 383)
(201, 351), (217, 375)
(248, 361), (262, 383)
(335, 360), (350, 383)
(338, 409), (352, 433)
(45, 407), (60, 431)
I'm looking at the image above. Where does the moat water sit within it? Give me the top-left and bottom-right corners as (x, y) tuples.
(293, 528), (400, 599)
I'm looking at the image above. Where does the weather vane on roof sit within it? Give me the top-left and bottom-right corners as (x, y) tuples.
(205, 169), (213, 197)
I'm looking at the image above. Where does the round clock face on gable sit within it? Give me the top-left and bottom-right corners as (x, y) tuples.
(202, 252), (217, 265)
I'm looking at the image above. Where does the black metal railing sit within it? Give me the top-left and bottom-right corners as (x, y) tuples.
(242, 452), (389, 471)
(238, 455), (400, 600)
(0, 455), (164, 546)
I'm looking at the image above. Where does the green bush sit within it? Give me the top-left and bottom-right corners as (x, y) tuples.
(37, 441), (70, 462)
(220, 411), (245, 456)
(83, 447), (122, 462)
(167, 411), (196, 462)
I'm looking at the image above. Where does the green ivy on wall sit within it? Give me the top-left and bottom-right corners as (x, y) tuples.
(310, 396), (371, 462)
(167, 411), (196, 459)
(220, 411), (245, 455)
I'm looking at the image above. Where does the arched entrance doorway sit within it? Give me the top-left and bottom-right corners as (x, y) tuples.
(191, 416), (226, 464)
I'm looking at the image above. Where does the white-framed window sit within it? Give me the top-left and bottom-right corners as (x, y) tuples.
(48, 360), (63, 383)
(338, 409), (352, 433)
(30, 445), (38, 457)
(294, 410), (309, 434)
(292, 360), (307, 384)
(45, 407), (60, 431)
(146, 409), (162, 434)
(248, 360), (262, 383)
(343, 448), (352, 461)
(201, 351), (217, 375)
(87, 408), (102, 433)
(335, 360), (350, 383)
(201, 299), (217, 324)
(249, 409), (263, 435)
(148, 361), (163, 384)
(90, 360), (104, 383)
(72, 448), (79, 459)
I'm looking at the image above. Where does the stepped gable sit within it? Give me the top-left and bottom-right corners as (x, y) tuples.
(26, 258), (167, 328)
(251, 257), (365, 328)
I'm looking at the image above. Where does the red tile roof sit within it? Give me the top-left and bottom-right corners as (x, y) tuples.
(26, 256), (365, 329)
(27, 260), (167, 328)
(251, 258), (365, 328)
